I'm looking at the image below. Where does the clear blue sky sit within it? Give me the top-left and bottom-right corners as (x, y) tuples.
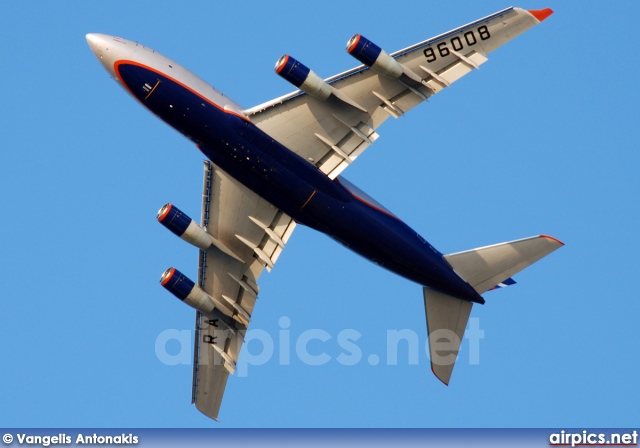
(1, 1), (638, 428)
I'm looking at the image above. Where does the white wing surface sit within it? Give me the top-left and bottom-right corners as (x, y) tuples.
(192, 161), (296, 420)
(191, 7), (552, 418)
(245, 7), (550, 179)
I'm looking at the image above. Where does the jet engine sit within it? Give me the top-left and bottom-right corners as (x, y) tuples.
(274, 55), (332, 100)
(160, 267), (249, 325)
(157, 203), (212, 249)
(160, 267), (217, 314)
(157, 203), (243, 261)
(346, 34), (404, 79)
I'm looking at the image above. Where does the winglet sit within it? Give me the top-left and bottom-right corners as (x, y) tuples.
(528, 8), (554, 22)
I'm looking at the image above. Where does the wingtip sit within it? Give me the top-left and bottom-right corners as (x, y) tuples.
(540, 234), (565, 246)
(528, 8), (554, 22)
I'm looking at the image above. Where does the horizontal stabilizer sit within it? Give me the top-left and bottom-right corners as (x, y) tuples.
(444, 235), (563, 294)
(423, 287), (473, 385)
(489, 277), (516, 290)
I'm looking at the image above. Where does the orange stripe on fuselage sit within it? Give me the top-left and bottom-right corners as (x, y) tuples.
(113, 59), (250, 122)
(334, 178), (400, 221)
(350, 193), (400, 221)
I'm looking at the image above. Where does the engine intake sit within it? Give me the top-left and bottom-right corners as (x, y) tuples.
(160, 267), (216, 313)
(157, 203), (211, 249)
(346, 34), (403, 79)
(160, 267), (248, 324)
(157, 203), (243, 262)
(274, 54), (331, 100)
(157, 203), (191, 237)
(161, 267), (193, 300)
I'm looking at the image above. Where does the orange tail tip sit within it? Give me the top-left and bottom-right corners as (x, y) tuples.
(528, 8), (554, 22)
(431, 365), (450, 386)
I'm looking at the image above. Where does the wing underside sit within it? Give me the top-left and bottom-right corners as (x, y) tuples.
(191, 160), (296, 420)
(245, 7), (547, 179)
(188, 7), (551, 418)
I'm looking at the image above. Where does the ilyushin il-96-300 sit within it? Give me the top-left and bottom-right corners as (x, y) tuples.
(87, 6), (559, 421)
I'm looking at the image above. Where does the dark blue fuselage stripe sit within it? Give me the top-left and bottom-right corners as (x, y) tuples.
(117, 63), (482, 302)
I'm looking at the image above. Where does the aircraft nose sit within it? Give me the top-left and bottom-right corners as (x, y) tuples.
(86, 33), (102, 57)
(86, 33), (117, 77)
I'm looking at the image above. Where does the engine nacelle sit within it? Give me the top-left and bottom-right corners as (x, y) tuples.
(346, 34), (403, 79)
(275, 55), (332, 100)
(160, 268), (241, 325)
(157, 203), (212, 250)
(157, 203), (244, 262)
(160, 267), (218, 314)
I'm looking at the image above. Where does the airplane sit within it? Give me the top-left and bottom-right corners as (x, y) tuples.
(87, 6), (560, 421)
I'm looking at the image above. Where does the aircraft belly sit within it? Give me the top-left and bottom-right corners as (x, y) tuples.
(301, 193), (482, 302)
(116, 62), (479, 302)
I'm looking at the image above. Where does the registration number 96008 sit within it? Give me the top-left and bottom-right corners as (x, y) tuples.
(423, 25), (490, 63)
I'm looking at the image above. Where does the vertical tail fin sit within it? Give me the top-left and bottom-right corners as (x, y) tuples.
(423, 287), (473, 385)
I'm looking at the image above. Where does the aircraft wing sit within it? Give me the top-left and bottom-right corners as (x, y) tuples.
(191, 160), (296, 421)
(245, 7), (551, 179)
